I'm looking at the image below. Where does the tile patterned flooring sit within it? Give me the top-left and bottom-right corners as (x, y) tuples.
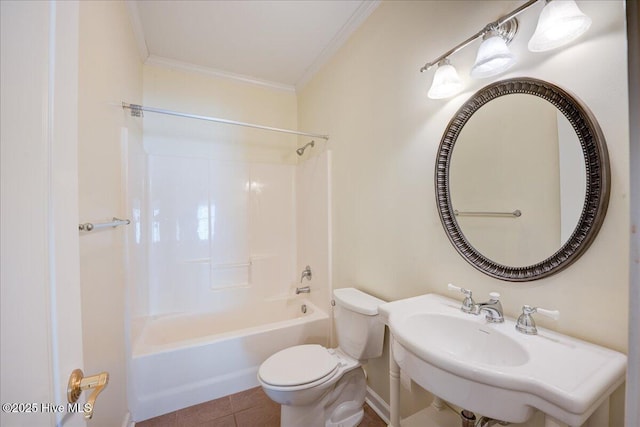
(136, 387), (387, 427)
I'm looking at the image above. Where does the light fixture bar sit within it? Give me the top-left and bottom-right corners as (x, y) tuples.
(420, 0), (540, 72)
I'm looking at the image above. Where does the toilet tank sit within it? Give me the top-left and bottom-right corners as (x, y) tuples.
(333, 288), (386, 361)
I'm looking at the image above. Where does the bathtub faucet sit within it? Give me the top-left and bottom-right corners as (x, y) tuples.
(296, 286), (311, 294)
(300, 265), (312, 283)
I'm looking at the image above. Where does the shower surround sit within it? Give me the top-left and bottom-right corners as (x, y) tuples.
(124, 91), (332, 421)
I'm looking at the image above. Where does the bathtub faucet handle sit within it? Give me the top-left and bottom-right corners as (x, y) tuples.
(300, 265), (312, 283)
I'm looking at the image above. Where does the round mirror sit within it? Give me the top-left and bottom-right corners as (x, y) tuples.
(436, 78), (610, 281)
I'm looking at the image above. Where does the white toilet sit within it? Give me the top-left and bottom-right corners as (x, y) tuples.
(258, 288), (386, 427)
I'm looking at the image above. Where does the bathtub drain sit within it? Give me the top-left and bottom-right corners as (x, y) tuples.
(301, 304), (307, 314)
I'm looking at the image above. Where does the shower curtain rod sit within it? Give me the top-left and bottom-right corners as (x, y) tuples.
(122, 102), (330, 140)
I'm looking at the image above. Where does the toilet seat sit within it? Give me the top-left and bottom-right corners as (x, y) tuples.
(259, 344), (339, 388)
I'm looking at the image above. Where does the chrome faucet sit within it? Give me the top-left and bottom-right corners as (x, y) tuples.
(474, 292), (504, 323)
(300, 265), (312, 283)
(296, 266), (312, 294)
(447, 284), (503, 322)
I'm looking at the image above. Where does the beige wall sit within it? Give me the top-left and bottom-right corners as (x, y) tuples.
(142, 64), (298, 163)
(298, 0), (629, 424)
(78, 1), (142, 425)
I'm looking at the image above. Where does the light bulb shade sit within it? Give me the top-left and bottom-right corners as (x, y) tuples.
(428, 62), (463, 99)
(528, 0), (592, 52)
(470, 34), (516, 79)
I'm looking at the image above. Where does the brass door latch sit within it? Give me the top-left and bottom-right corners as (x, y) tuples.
(67, 369), (109, 419)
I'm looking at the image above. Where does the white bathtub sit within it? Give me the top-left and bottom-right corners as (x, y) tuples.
(129, 297), (329, 422)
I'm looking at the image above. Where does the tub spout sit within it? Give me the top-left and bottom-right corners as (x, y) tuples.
(296, 286), (311, 294)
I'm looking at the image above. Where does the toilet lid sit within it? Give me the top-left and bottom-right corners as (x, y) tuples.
(259, 344), (338, 387)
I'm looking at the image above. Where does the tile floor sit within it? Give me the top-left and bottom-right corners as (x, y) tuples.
(136, 387), (386, 427)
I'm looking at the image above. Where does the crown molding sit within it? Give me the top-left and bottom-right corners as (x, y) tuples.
(124, 0), (379, 93)
(144, 55), (296, 92)
(295, 0), (381, 91)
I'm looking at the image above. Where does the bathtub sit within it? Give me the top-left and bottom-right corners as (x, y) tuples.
(129, 297), (329, 422)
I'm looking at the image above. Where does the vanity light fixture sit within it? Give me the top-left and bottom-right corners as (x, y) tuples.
(427, 59), (464, 99)
(528, 0), (592, 52)
(420, 0), (592, 99)
(470, 20), (518, 79)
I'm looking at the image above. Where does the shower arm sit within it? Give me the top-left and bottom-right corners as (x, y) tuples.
(296, 140), (315, 156)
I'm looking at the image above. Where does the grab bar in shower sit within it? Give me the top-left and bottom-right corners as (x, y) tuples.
(79, 217), (131, 232)
(454, 209), (522, 218)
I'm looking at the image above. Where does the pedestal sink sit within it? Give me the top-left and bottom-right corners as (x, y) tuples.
(399, 313), (529, 367)
(379, 293), (627, 426)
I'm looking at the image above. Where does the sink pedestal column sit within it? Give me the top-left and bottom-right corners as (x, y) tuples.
(389, 345), (400, 427)
(584, 398), (609, 427)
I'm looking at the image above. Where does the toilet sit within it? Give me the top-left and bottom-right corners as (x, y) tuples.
(258, 288), (386, 427)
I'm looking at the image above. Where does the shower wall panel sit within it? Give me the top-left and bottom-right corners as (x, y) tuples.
(125, 134), (149, 320)
(145, 153), (295, 317)
(131, 62), (304, 322)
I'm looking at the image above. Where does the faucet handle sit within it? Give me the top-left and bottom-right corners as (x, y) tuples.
(447, 283), (475, 313)
(447, 283), (471, 295)
(516, 305), (560, 335)
(300, 265), (312, 283)
(521, 304), (560, 319)
(535, 307), (560, 320)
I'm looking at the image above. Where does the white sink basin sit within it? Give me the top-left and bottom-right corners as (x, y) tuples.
(379, 293), (627, 426)
(402, 313), (529, 367)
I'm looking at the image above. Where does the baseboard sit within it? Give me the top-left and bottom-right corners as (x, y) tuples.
(365, 386), (390, 425)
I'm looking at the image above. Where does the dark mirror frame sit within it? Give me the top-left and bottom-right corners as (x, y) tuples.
(435, 78), (610, 281)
